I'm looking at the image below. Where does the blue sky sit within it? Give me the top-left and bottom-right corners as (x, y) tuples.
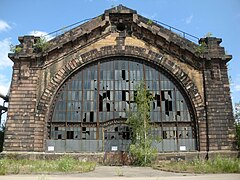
(0, 0), (240, 119)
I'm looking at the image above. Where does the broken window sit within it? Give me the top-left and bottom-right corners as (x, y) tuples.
(90, 111), (94, 122)
(156, 94), (161, 107)
(163, 131), (167, 139)
(58, 134), (62, 139)
(67, 131), (74, 139)
(50, 58), (195, 152)
(106, 103), (110, 112)
(122, 70), (126, 80)
(83, 113), (86, 122)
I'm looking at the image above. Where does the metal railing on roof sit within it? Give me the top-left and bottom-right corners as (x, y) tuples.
(43, 17), (199, 44)
(44, 18), (94, 39)
(153, 20), (199, 43)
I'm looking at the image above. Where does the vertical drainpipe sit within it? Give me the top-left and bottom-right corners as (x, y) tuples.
(202, 61), (209, 160)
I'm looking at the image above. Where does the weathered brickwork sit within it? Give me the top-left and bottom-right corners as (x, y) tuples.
(4, 5), (235, 153)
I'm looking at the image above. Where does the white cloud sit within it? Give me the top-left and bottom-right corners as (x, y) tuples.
(185, 15), (193, 24)
(0, 20), (11, 32)
(0, 75), (10, 95)
(29, 30), (53, 40)
(0, 38), (13, 68)
(235, 85), (240, 91)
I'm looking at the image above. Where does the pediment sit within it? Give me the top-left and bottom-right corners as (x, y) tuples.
(9, 5), (231, 69)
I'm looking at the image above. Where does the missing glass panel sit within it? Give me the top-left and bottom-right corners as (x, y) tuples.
(58, 134), (62, 139)
(122, 70), (126, 80)
(67, 131), (74, 139)
(163, 131), (167, 139)
(161, 91), (165, 101)
(90, 111), (94, 122)
(165, 100), (172, 112)
(168, 91), (172, 99)
(83, 113), (86, 122)
(106, 103), (110, 111)
(122, 90), (126, 101)
(99, 94), (103, 111)
(177, 111), (181, 116)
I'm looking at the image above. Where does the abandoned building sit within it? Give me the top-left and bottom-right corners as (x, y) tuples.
(4, 5), (236, 157)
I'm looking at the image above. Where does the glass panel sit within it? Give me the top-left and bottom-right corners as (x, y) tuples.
(50, 57), (195, 151)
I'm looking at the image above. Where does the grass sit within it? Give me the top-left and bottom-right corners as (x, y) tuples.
(0, 155), (96, 175)
(153, 156), (240, 173)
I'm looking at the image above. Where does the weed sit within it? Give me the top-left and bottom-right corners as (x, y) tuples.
(0, 159), (6, 175)
(154, 156), (240, 173)
(196, 41), (207, 55)
(0, 156), (96, 175)
(115, 167), (124, 176)
(34, 36), (50, 52)
(57, 155), (75, 172)
(10, 44), (22, 53)
(147, 19), (153, 25)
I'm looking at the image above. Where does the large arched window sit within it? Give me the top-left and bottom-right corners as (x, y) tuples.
(47, 57), (197, 152)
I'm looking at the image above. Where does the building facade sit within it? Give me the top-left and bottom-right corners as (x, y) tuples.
(4, 5), (236, 154)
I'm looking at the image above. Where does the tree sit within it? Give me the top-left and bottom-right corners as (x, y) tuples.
(0, 124), (5, 152)
(127, 82), (157, 166)
(235, 103), (240, 149)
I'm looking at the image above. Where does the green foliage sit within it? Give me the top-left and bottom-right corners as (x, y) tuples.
(0, 155), (96, 175)
(154, 156), (240, 173)
(57, 155), (75, 172)
(204, 32), (213, 38)
(235, 107), (240, 149)
(129, 141), (157, 166)
(127, 82), (157, 166)
(147, 19), (153, 25)
(34, 36), (49, 52)
(10, 44), (22, 53)
(0, 159), (7, 175)
(196, 41), (207, 55)
(236, 124), (240, 149)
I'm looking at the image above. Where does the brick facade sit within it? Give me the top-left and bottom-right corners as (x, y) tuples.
(4, 5), (236, 153)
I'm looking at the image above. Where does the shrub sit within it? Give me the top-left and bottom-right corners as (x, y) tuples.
(34, 36), (49, 52)
(57, 155), (75, 172)
(235, 123), (240, 149)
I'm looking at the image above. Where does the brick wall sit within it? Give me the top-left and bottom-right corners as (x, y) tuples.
(4, 6), (236, 153)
